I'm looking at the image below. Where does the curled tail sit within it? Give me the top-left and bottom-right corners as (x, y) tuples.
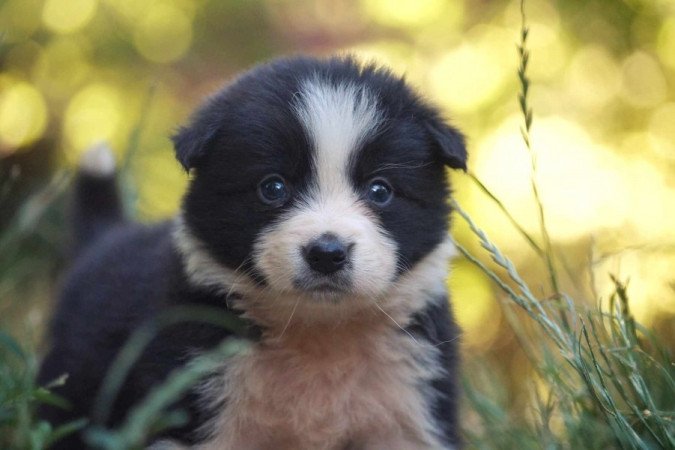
(72, 143), (124, 256)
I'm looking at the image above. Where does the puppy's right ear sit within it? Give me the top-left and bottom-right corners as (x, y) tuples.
(171, 117), (219, 171)
(426, 121), (467, 171)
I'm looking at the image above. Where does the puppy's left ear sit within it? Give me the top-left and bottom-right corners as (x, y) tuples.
(426, 121), (467, 171)
(171, 118), (219, 172)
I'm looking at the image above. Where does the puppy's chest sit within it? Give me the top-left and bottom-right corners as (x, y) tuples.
(200, 326), (441, 449)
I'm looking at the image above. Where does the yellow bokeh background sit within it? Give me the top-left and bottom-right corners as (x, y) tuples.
(1, 0), (673, 423)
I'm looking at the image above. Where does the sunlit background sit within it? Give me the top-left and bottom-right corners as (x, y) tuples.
(1, 0), (674, 433)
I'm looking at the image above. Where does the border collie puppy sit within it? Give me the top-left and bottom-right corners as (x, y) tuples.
(38, 56), (467, 450)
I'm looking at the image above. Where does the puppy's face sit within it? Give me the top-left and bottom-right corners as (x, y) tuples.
(175, 57), (466, 317)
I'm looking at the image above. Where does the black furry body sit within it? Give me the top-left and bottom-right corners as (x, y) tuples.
(39, 226), (460, 447)
(39, 56), (465, 449)
(38, 220), (233, 447)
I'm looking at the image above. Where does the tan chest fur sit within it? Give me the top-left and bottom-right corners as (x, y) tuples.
(197, 320), (445, 450)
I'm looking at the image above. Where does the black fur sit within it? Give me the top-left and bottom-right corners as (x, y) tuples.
(38, 223), (242, 448)
(406, 294), (462, 446)
(71, 171), (124, 256)
(38, 56), (466, 448)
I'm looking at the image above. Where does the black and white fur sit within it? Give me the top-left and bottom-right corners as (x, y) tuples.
(38, 56), (467, 449)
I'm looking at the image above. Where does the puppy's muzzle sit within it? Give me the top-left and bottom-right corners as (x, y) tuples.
(303, 233), (353, 275)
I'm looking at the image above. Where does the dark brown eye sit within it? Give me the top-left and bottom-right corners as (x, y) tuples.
(367, 179), (393, 206)
(258, 175), (288, 206)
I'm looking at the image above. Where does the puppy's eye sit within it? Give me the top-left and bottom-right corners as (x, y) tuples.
(367, 179), (393, 206)
(258, 175), (289, 205)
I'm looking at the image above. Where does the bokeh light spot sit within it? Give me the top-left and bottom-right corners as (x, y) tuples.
(527, 22), (568, 81)
(135, 151), (188, 220)
(362, 0), (446, 27)
(620, 51), (667, 108)
(567, 45), (620, 109)
(657, 17), (675, 71)
(0, 81), (48, 151)
(429, 41), (508, 113)
(649, 103), (675, 162)
(64, 83), (121, 160)
(42, 0), (98, 34)
(475, 117), (629, 241)
(104, 0), (151, 23)
(503, 0), (560, 30)
(450, 258), (499, 349)
(33, 38), (91, 99)
(133, 3), (192, 63)
(475, 116), (675, 246)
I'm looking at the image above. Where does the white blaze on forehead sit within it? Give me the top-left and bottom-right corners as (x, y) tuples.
(294, 78), (381, 197)
(251, 77), (398, 312)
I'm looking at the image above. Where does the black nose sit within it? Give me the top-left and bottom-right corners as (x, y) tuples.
(304, 234), (350, 275)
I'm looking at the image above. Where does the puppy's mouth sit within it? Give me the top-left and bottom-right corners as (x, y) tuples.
(293, 276), (352, 297)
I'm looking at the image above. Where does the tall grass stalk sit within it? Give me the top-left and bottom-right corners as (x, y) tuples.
(516, 0), (563, 317)
(457, 1), (674, 448)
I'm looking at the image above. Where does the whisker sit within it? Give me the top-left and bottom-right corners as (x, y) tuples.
(431, 335), (463, 348)
(225, 257), (255, 302)
(276, 297), (300, 340)
(365, 161), (432, 178)
(369, 300), (420, 346)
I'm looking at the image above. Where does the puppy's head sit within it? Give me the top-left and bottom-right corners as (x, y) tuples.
(174, 56), (466, 321)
